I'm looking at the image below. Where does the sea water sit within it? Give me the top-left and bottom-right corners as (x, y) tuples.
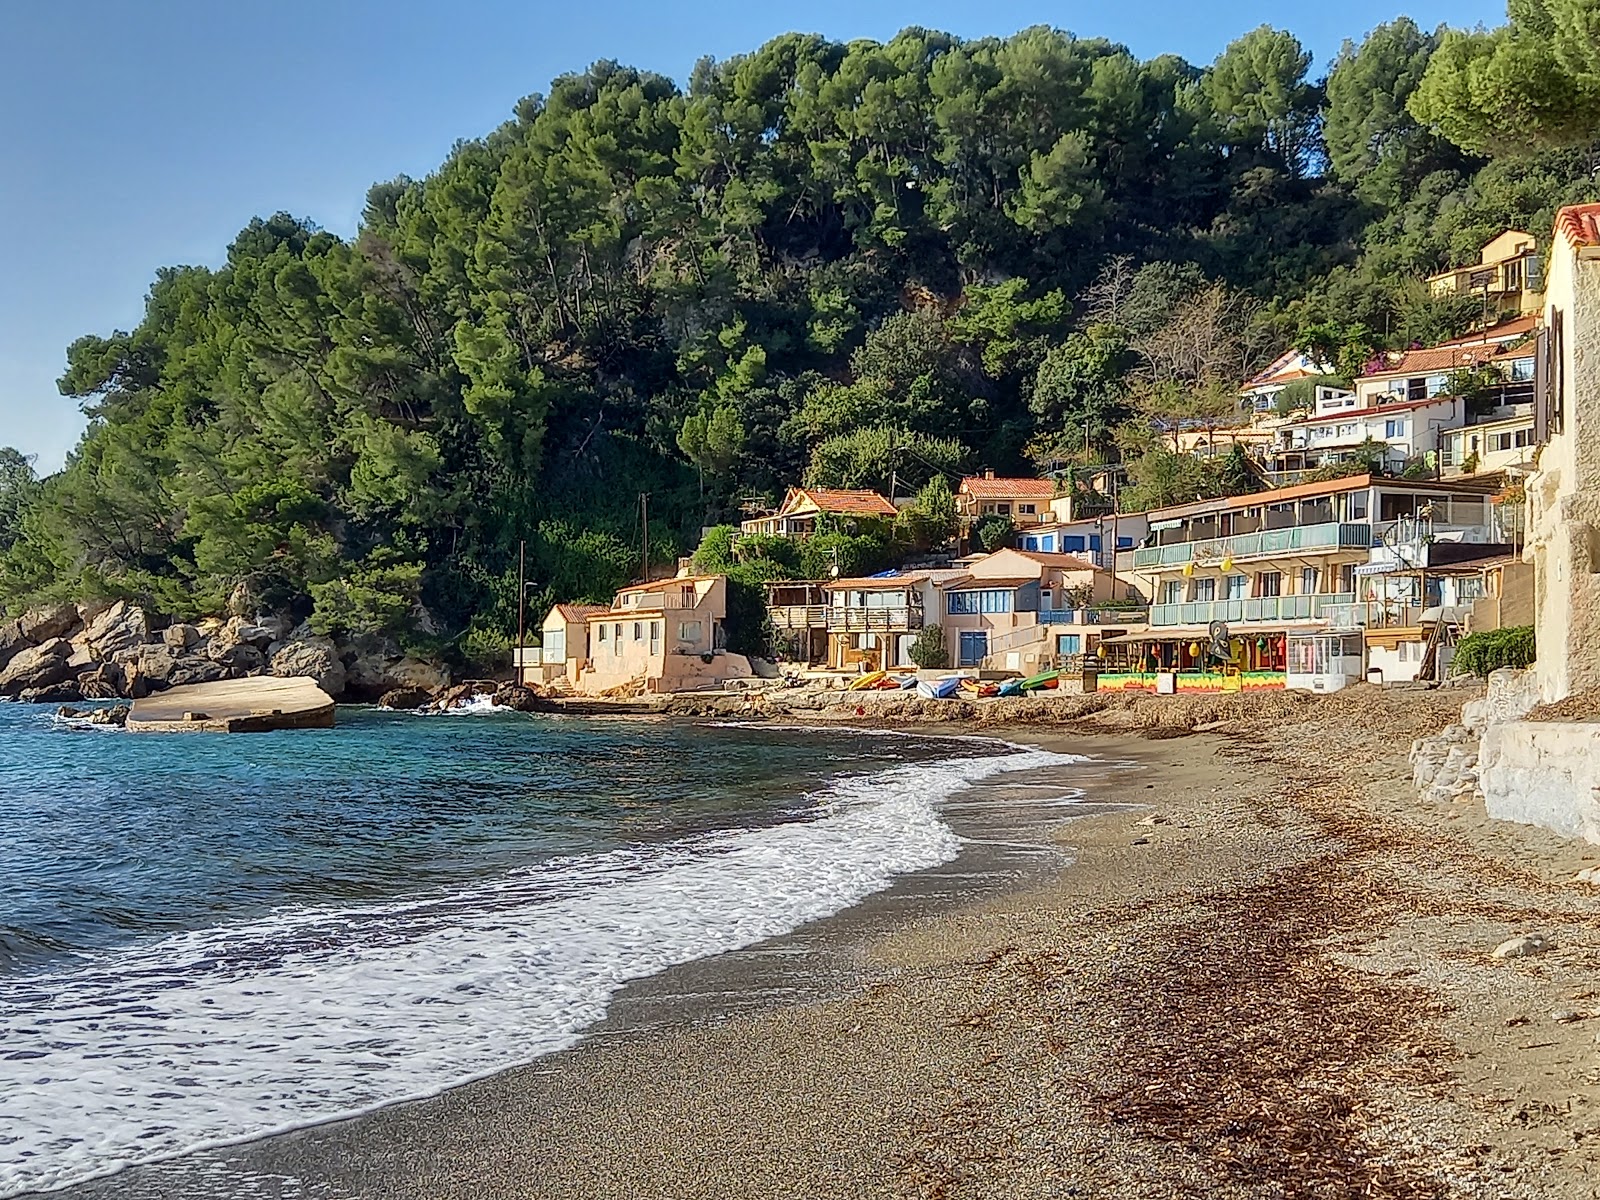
(0, 703), (1078, 1196)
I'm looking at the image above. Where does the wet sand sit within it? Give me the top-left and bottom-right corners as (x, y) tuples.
(46, 687), (1600, 1199)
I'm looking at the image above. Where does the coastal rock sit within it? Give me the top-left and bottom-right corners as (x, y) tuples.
(214, 643), (265, 677)
(76, 661), (126, 700)
(167, 657), (227, 688)
(83, 601), (152, 660)
(427, 680), (497, 711)
(378, 685), (432, 710)
(21, 680), (81, 704)
(131, 643), (180, 686)
(1491, 934), (1551, 960)
(269, 633), (347, 697)
(492, 683), (544, 712)
(0, 638), (74, 696)
(163, 623), (200, 650)
(0, 619), (29, 671)
(19, 604), (80, 643)
(340, 636), (450, 702)
(91, 704), (131, 727)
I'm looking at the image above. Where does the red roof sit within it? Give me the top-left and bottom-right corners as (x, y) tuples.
(780, 488), (897, 518)
(1557, 203), (1600, 249)
(1364, 335), (1533, 379)
(941, 574), (1040, 590)
(959, 475), (1056, 499)
(1432, 315), (1538, 348)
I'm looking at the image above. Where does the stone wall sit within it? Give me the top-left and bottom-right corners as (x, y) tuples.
(1479, 721), (1600, 843)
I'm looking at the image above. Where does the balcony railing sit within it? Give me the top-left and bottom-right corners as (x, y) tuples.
(768, 604), (828, 630)
(1132, 522), (1374, 569)
(1149, 592), (1359, 627)
(1039, 607), (1150, 625)
(825, 606), (925, 632)
(619, 593), (700, 611)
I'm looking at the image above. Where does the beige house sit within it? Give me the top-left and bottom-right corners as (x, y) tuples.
(1427, 230), (1543, 323)
(937, 548), (1121, 669)
(822, 573), (938, 671)
(536, 603), (607, 683)
(574, 575), (752, 695)
(1526, 204), (1600, 703)
(740, 487), (897, 537)
(956, 472), (1057, 527)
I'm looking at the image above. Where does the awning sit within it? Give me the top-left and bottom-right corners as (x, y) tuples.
(1098, 622), (1327, 646)
(1354, 562), (1397, 576)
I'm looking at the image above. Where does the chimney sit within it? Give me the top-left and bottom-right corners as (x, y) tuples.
(984, 468), (996, 480)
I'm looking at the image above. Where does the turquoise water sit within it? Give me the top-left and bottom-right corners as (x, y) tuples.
(0, 703), (1078, 1196)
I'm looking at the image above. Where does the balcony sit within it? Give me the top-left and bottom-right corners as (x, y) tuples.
(1132, 522), (1374, 570)
(825, 606), (925, 633)
(768, 604), (828, 630)
(1039, 606), (1150, 626)
(1149, 593), (1359, 628)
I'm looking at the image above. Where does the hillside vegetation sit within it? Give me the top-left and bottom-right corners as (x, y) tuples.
(1, 9), (1595, 666)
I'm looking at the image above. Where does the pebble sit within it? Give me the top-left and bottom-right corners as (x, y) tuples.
(1131, 837), (1150, 846)
(1553, 1009), (1584, 1023)
(1135, 815), (1168, 827)
(1491, 934), (1552, 959)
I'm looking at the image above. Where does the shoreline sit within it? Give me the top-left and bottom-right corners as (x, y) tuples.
(38, 685), (1600, 1198)
(36, 724), (1146, 1200)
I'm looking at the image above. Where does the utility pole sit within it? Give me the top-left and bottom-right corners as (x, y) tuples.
(640, 492), (650, 583)
(1109, 468), (1122, 598)
(516, 539), (526, 688)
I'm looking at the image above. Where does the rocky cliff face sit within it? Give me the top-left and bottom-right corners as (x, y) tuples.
(0, 602), (452, 704)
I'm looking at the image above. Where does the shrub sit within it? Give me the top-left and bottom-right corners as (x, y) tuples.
(461, 622), (513, 674)
(1453, 625), (1535, 676)
(972, 513), (1015, 553)
(908, 625), (949, 670)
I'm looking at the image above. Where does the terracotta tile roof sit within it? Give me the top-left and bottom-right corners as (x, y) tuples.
(616, 574), (717, 595)
(959, 475), (1057, 499)
(1364, 336), (1533, 379)
(1433, 315), (1538, 347)
(780, 487), (897, 518)
(1009, 549), (1103, 572)
(827, 573), (929, 590)
(552, 603), (608, 622)
(1556, 203), (1600, 249)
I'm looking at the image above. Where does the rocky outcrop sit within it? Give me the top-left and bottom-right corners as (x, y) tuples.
(341, 635), (451, 702)
(82, 600), (152, 660)
(76, 661), (125, 700)
(492, 683), (545, 711)
(426, 680), (497, 711)
(19, 604), (80, 643)
(268, 630), (347, 697)
(378, 685), (433, 710)
(21, 680), (81, 704)
(162, 623), (199, 650)
(0, 620), (28, 672)
(0, 638), (74, 696)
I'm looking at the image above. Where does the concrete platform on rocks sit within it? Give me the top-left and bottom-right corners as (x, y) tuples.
(126, 676), (335, 733)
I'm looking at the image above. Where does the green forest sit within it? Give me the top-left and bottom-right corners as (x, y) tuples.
(2, 4), (1597, 665)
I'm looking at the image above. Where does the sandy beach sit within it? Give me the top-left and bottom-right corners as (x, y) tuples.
(48, 686), (1600, 1200)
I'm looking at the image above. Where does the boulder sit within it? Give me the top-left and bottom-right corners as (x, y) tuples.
(378, 685), (433, 710)
(77, 661), (126, 700)
(492, 683), (544, 712)
(90, 704), (130, 727)
(0, 638), (74, 696)
(75, 598), (115, 626)
(21, 680), (81, 704)
(168, 657), (228, 688)
(83, 601), (152, 660)
(163, 624), (200, 650)
(132, 643), (180, 687)
(207, 616), (276, 657)
(427, 680), (497, 711)
(0, 620), (29, 671)
(19, 604), (80, 643)
(269, 633), (347, 697)
(213, 643), (265, 676)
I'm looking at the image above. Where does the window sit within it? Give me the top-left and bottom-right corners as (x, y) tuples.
(996, 503), (1012, 515)
(681, 586), (695, 607)
(1257, 571), (1282, 598)
(1018, 503), (1036, 515)
(1406, 377), (1427, 401)
(650, 621), (661, 652)
(679, 621), (702, 643)
(1384, 418), (1406, 439)
(1161, 581), (1184, 605)
(632, 622), (642, 641)
(1349, 493), (1368, 520)
(597, 624), (608, 642)
(947, 590), (1014, 615)
(1338, 564), (1356, 594)
(1225, 574), (1248, 600)
(1192, 578), (1216, 602)
(1056, 634), (1081, 656)
(613, 624), (623, 655)
(1300, 568), (1319, 595)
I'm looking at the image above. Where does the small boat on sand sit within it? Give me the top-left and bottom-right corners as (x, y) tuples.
(916, 676), (963, 700)
(848, 670), (887, 691)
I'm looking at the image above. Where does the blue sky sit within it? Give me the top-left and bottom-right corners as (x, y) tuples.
(1, 0), (1505, 472)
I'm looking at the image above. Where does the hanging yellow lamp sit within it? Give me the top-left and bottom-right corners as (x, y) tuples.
(1221, 554), (1234, 572)
(1188, 641), (1201, 656)
(1182, 561), (1195, 578)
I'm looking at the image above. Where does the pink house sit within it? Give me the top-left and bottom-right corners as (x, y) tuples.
(575, 575), (753, 695)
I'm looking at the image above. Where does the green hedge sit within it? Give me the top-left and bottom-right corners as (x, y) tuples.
(1453, 625), (1535, 677)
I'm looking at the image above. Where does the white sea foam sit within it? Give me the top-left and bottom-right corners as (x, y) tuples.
(0, 743), (1079, 1196)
